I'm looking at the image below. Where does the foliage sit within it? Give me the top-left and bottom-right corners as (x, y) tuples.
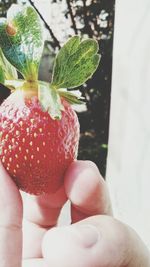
(0, 0), (17, 16)
(0, 0), (18, 104)
(0, 48), (18, 80)
(0, 5), (44, 81)
(0, 3), (100, 122)
(51, 36), (100, 89)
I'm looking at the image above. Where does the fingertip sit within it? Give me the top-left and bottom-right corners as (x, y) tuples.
(64, 160), (111, 215)
(64, 160), (103, 198)
(65, 160), (101, 181)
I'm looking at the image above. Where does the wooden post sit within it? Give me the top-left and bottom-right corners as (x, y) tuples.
(107, 0), (150, 248)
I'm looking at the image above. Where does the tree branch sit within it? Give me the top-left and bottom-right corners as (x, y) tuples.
(82, 0), (93, 37)
(66, 0), (78, 35)
(28, 0), (61, 49)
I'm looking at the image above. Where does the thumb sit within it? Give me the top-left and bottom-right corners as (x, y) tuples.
(0, 162), (23, 267)
(42, 215), (150, 267)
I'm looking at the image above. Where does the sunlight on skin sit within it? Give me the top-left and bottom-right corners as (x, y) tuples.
(0, 161), (150, 267)
(22, 259), (46, 267)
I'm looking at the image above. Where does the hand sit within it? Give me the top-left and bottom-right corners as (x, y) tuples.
(0, 161), (149, 267)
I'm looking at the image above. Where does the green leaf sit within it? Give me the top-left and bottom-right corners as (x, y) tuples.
(0, 66), (5, 84)
(0, 48), (18, 82)
(58, 89), (84, 105)
(51, 36), (100, 89)
(0, 4), (44, 81)
(39, 83), (63, 120)
(101, 144), (108, 149)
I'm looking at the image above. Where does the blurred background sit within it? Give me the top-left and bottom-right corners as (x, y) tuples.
(0, 0), (115, 177)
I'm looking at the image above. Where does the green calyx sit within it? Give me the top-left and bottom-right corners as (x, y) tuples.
(5, 79), (84, 120)
(0, 5), (101, 120)
(0, 48), (18, 82)
(0, 4), (44, 81)
(51, 36), (100, 90)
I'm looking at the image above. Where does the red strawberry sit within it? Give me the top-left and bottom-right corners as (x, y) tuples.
(0, 89), (80, 195)
(0, 6), (100, 196)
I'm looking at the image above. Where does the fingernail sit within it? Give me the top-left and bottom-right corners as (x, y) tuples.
(73, 224), (100, 248)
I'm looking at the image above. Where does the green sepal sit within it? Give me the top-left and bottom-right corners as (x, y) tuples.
(0, 5), (44, 81)
(39, 83), (63, 120)
(0, 66), (5, 84)
(58, 89), (85, 105)
(51, 36), (100, 89)
(0, 48), (18, 83)
(5, 79), (23, 88)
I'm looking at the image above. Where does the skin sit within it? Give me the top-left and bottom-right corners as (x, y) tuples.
(0, 160), (150, 267)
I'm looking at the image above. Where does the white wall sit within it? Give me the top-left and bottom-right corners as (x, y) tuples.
(107, 0), (150, 248)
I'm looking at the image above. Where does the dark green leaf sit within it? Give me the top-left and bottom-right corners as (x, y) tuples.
(58, 89), (84, 105)
(51, 36), (100, 89)
(51, 36), (80, 86)
(39, 83), (63, 120)
(0, 48), (18, 81)
(0, 5), (44, 81)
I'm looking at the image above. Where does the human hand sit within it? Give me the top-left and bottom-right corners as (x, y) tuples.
(0, 161), (150, 267)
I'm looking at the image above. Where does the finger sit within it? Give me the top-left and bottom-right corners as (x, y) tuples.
(24, 185), (67, 226)
(42, 215), (150, 267)
(64, 161), (112, 223)
(23, 185), (67, 259)
(0, 162), (23, 267)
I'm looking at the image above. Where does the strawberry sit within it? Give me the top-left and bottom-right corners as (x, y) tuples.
(0, 89), (79, 194)
(0, 5), (100, 195)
